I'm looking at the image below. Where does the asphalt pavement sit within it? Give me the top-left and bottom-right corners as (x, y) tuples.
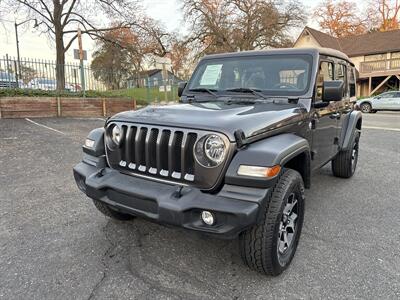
(0, 112), (399, 299)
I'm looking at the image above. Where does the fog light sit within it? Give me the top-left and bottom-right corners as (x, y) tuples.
(201, 211), (215, 225)
(85, 138), (95, 148)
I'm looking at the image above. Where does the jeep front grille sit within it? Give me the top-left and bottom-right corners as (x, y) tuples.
(107, 124), (200, 183)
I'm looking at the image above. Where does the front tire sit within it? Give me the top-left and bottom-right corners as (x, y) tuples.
(239, 169), (305, 276)
(360, 103), (372, 113)
(92, 199), (134, 221)
(331, 130), (360, 178)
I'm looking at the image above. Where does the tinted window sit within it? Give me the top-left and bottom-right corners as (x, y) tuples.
(188, 54), (313, 96)
(349, 67), (356, 97)
(0, 72), (16, 81)
(379, 92), (395, 98)
(335, 64), (347, 96)
(38, 79), (56, 85)
(316, 61), (334, 100)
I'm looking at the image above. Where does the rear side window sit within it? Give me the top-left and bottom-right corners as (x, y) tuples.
(349, 67), (356, 97)
(316, 61), (334, 100)
(335, 64), (347, 97)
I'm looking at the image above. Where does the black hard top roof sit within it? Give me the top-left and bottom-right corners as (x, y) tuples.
(202, 47), (352, 64)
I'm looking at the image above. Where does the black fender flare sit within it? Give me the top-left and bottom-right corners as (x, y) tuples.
(225, 133), (310, 188)
(339, 110), (362, 151)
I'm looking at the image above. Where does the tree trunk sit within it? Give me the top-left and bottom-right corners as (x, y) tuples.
(54, 1), (65, 91)
(55, 31), (66, 91)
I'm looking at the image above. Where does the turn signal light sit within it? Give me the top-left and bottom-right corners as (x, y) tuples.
(85, 138), (95, 148)
(237, 165), (281, 178)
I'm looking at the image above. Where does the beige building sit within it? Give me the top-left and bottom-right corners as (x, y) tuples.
(294, 27), (400, 97)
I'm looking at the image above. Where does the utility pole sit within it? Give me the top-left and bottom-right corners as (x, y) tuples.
(14, 22), (21, 87)
(162, 62), (168, 102)
(77, 28), (86, 97)
(14, 19), (38, 86)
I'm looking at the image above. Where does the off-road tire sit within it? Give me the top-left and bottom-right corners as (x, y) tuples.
(93, 199), (134, 221)
(331, 130), (360, 178)
(239, 169), (305, 276)
(360, 103), (372, 113)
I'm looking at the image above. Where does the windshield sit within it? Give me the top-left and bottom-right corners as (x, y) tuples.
(188, 54), (312, 97)
(38, 79), (56, 85)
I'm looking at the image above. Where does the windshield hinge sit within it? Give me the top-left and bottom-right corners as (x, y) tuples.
(234, 129), (248, 148)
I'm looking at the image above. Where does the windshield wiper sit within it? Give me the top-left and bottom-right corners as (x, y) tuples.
(224, 88), (268, 99)
(188, 88), (218, 97)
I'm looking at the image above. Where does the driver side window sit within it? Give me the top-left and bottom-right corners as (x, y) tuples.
(316, 61), (334, 101)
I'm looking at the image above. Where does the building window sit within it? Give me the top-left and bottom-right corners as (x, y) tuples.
(153, 78), (158, 86)
(391, 52), (400, 59)
(364, 54), (386, 61)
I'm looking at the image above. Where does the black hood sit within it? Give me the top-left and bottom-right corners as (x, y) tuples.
(109, 102), (307, 141)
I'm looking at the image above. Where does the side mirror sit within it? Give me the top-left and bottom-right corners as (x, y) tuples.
(178, 81), (187, 97)
(322, 80), (344, 102)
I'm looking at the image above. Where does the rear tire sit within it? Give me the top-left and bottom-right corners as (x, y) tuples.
(92, 199), (134, 221)
(239, 169), (305, 276)
(360, 103), (372, 113)
(331, 130), (360, 178)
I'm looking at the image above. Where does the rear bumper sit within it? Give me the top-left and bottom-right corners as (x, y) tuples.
(73, 161), (269, 239)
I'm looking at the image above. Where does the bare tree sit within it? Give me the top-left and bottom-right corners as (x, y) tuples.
(182, 0), (306, 56)
(91, 23), (171, 89)
(367, 0), (400, 31)
(1, 0), (142, 90)
(167, 38), (193, 80)
(314, 0), (367, 37)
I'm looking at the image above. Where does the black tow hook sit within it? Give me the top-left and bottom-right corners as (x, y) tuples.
(173, 185), (185, 198)
(96, 168), (107, 178)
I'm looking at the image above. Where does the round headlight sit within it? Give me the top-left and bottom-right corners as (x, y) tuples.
(111, 125), (122, 145)
(204, 134), (226, 164)
(194, 134), (227, 167)
(109, 124), (122, 145)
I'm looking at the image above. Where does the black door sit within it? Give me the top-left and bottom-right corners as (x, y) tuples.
(311, 60), (339, 170)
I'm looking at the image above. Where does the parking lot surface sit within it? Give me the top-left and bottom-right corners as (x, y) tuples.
(1, 112), (399, 299)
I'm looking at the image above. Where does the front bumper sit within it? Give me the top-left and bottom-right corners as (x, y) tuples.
(73, 161), (269, 239)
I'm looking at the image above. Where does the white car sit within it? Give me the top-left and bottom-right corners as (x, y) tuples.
(357, 91), (400, 113)
(27, 78), (57, 90)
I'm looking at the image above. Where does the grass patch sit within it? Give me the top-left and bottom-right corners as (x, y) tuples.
(0, 87), (179, 105)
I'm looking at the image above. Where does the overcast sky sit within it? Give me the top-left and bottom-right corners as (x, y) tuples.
(0, 0), (318, 62)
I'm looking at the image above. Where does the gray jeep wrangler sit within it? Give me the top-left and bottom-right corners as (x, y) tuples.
(73, 48), (362, 276)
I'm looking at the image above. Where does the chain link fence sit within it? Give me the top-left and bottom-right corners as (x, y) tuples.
(0, 55), (180, 103)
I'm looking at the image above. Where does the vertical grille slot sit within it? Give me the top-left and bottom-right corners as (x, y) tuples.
(124, 125), (133, 165)
(119, 125), (128, 165)
(135, 127), (147, 169)
(172, 131), (183, 174)
(129, 126), (137, 166)
(184, 133), (197, 175)
(147, 128), (159, 172)
(158, 130), (170, 174)
(167, 131), (177, 176)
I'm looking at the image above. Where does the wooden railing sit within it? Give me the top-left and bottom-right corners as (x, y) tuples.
(360, 58), (400, 73)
